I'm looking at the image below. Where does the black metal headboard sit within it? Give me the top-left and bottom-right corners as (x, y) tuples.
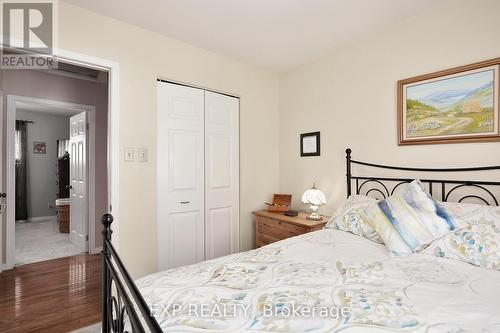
(345, 148), (500, 206)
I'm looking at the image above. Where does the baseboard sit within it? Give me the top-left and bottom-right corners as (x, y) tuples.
(26, 215), (57, 222)
(1, 262), (14, 272)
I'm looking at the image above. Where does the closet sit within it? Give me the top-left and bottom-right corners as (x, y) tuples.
(157, 81), (240, 270)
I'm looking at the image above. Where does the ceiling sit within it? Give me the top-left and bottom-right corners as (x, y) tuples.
(62, 0), (447, 73)
(16, 101), (81, 116)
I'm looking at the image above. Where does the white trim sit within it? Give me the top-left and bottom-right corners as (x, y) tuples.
(1, 47), (120, 269)
(103, 55), (120, 251)
(6, 96), (96, 267)
(88, 109), (98, 254)
(6, 96), (15, 269)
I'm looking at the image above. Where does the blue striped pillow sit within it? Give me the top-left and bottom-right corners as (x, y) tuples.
(364, 180), (463, 256)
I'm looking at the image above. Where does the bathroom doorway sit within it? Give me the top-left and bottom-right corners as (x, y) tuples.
(2, 65), (109, 267)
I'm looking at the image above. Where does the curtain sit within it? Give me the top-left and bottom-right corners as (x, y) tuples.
(57, 139), (69, 158)
(15, 120), (28, 221)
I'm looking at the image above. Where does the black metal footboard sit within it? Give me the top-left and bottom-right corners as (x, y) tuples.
(101, 214), (162, 333)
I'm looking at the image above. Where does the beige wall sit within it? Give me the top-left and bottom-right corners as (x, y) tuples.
(279, 0), (500, 215)
(50, 0), (500, 279)
(58, 2), (280, 278)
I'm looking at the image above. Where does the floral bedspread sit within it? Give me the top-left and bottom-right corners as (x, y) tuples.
(136, 229), (500, 332)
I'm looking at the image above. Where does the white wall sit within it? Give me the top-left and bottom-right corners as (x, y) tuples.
(58, 2), (280, 278)
(279, 0), (500, 214)
(15, 110), (69, 218)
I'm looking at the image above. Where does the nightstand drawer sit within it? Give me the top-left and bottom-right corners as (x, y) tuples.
(258, 217), (307, 239)
(256, 233), (280, 247)
(253, 210), (328, 248)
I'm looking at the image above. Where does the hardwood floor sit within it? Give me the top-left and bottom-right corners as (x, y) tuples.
(0, 254), (101, 333)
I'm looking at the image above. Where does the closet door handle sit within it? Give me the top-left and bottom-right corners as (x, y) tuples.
(180, 201), (190, 204)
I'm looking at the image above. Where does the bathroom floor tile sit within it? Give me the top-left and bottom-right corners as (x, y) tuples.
(15, 218), (84, 265)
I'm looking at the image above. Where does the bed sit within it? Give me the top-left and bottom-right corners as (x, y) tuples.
(101, 149), (500, 333)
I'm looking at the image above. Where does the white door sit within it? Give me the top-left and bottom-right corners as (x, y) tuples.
(157, 82), (205, 270)
(69, 112), (88, 252)
(204, 91), (239, 259)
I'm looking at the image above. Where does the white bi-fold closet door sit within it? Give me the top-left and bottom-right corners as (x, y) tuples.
(157, 81), (239, 270)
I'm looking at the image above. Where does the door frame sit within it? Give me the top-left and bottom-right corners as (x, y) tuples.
(6, 96), (95, 266)
(2, 49), (120, 270)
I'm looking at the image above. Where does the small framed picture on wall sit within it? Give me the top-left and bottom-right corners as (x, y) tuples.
(300, 131), (320, 157)
(33, 142), (47, 154)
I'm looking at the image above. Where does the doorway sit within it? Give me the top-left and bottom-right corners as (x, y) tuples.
(1, 61), (111, 268)
(0, 51), (120, 273)
(8, 96), (97, 265)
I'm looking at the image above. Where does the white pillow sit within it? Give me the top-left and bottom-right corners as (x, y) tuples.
(426, 203), (500, 270)
(364, 180), (464, 257)
(325, 195), (384, 244)
(441, 201), (490, 222)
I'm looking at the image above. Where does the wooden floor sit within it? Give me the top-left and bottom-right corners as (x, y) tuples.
(0, 254), (101, 333)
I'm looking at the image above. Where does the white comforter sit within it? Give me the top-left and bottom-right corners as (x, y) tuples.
(136, 229), (500, 332)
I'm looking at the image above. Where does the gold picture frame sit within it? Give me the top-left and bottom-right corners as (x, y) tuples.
(398, 58), (500, 145)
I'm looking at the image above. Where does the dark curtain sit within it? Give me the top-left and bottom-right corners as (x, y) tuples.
(15, 120), (28, 221)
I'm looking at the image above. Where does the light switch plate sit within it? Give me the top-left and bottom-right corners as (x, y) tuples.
(138, 148), (148, 162)
(124, 147), (135, 162)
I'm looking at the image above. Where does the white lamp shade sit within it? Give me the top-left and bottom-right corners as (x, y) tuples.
(301, 188), (327, 206)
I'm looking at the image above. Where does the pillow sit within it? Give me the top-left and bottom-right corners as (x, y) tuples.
(364, 180), (463, 257)
(441, 201), (492, 223)
(325, 195), (384, 244)
(426, 204), (500, 270)
(441, 202), (500, 224)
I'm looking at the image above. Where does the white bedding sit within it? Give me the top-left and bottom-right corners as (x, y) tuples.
(136, 229), (500, 332)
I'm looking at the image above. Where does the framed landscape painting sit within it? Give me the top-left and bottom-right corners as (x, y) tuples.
(398, 58), (500, 145)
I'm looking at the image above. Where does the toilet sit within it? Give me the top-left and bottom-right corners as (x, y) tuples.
(55, 198), (70, 233)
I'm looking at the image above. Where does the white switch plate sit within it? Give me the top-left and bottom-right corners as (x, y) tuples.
(124, 147), (135, 162)
(138, 148), (148, 162)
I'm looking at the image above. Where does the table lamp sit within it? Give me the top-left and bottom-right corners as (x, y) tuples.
(301, 183), (327, 221)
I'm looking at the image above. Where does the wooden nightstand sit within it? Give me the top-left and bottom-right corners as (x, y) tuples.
(253, 210), (328, 248)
